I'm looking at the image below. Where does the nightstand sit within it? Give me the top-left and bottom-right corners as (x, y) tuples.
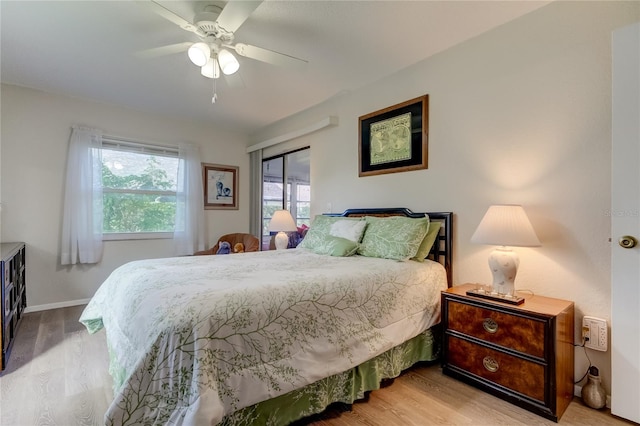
(441, 284), (574, 422)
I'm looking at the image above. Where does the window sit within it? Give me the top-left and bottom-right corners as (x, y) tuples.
(261, 148), (310, 249)
(62, 127), (205, 264)
(101, 141), (179, 239)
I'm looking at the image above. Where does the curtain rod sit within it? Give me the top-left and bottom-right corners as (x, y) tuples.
(102, 134), (179, 152)
(246, 116), (338, 153)
(71, 126), (181, 151)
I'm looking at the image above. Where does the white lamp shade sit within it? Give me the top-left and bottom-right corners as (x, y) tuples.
(471, 205), (541, 247)
(201, 58), (220, 79)
(188, 42), (210, 67)
(218, 49), (240, 75)
(268, 210), (297, 232)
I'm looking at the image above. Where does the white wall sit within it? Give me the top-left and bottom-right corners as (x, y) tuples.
(250, 2), (640, 397)
(0, 84), (250, 309)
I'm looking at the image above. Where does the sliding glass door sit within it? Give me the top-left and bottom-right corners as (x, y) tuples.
(261, 148), (310, 250)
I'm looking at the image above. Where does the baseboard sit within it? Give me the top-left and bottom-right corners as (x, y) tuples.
(574, 384), (612, 408)
(24, 298), (90, 313)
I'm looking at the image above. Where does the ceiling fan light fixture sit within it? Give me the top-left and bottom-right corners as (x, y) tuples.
(188, 42), (210, 67)
(201, 58), (220, 79)
(218, 49), (240, 75)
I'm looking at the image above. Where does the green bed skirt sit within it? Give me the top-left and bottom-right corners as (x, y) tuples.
(221, 327), (441, 425)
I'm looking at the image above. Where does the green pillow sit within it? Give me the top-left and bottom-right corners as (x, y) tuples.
(358, 216), (430, 261)
(308, 236), (359, 257)
(412, 220), (441, 262)
(298, 215), (366, 250)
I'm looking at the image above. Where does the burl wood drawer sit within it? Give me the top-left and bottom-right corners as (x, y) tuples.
(447, 335), (545, 402)
(447, 300), (545, 358)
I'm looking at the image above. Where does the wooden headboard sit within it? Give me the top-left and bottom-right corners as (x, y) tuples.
(326, 208), (453, 286)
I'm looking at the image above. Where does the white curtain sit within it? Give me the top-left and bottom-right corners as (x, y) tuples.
(61, 126), (104, 265)
(249, 149), (263, 239)
(174, 142), (205, 255)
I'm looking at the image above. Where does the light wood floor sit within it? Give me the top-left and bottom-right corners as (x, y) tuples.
(0, 306), (636, 426)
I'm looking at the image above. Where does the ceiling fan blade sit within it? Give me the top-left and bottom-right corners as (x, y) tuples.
(145, 1), (204, 36)
(135, 42), (191, 59)
(234, 43), (308, 70)
(216, 0), (263, 34)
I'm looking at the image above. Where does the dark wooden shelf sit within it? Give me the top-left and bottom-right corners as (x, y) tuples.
(1, 242), (27, 371)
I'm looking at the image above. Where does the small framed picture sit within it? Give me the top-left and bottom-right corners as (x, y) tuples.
(202, 163), (238, 210)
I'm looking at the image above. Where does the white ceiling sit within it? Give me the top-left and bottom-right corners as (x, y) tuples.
(0, 1), (549, 135)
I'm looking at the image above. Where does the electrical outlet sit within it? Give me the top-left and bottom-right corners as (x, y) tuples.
(583, 316), (608, 351)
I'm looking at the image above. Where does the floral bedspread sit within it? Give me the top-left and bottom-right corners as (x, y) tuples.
(80, 248), (447, 425)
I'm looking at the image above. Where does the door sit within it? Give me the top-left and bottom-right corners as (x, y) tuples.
(611, 22), (640, 424)
(261, 148), (310, 250)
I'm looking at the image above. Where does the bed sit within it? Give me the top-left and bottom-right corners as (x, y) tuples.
(80, 208), (453, 425)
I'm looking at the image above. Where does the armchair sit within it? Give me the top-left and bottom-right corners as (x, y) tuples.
(194, 233), (260, 255)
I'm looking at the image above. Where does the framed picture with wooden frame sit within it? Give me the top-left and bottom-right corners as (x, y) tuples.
(358, 95), (429, 177)
(202, 163), (239, 210)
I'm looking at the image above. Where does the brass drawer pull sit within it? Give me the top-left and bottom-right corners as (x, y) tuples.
(483, 318), (498, 333)
(483, 356), (499, 372)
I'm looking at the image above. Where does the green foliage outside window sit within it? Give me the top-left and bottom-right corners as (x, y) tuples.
(102, 157), (177, 233)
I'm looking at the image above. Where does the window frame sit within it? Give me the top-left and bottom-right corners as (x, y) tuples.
(100, 138), (180, 241)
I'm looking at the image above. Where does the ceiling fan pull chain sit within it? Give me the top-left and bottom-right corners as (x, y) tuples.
(212, 77), (218, 104)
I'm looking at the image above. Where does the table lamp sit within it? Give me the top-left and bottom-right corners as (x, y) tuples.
(268, 210), (297, 250)
(470, 204), (541, 304)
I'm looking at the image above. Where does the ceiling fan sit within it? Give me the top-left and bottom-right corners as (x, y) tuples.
(144, 0), (308, 103)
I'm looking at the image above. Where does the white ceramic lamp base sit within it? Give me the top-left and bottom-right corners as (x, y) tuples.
(274, 231), (289, 250)
(467, 246), (525, 305)
(488, 246), (519, 296)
